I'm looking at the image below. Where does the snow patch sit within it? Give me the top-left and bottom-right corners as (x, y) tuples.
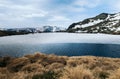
(74, 19), (103, 28)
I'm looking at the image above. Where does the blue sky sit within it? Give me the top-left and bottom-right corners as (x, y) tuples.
(0, 0), (120, 28)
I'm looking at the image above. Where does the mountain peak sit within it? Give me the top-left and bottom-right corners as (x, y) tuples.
(94, 13), (109, 20)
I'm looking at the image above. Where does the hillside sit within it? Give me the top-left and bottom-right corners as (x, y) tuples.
(67, 12), (120, 34)
(0, 53), (120, 79)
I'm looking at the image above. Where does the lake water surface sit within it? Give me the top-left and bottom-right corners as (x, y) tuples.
(0, 33), (120, 57)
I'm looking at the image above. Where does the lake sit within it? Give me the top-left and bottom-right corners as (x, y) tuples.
(0, 33), (120, 57)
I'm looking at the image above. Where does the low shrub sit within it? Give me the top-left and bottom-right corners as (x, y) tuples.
(99, 71), (109, 79)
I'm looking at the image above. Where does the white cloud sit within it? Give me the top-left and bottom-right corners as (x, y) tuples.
(22, 13), (46, 18)
(0, 0), (48, 21)
(108, 0), (120, 12)
(68, 6), (86, 12)
(48, 15), (70, 21)
(60, 0), (101, 13)
(73, 0), (100, 8)
(0, 0), (91, 28)
(0, 0), (50, 28)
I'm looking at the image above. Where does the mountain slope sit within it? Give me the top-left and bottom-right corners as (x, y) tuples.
(67, 12), (120, 34)
(0, 26), (65, 36)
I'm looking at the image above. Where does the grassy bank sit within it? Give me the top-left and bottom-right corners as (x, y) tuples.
(0, 53), (120, 79)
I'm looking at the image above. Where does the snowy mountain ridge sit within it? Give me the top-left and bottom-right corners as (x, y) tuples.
(67, 12), (120, 34)
(0, 26), (65, 36)
(1, 26), (65, 33)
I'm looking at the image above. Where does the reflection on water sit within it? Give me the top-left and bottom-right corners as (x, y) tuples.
(0, 43), (120, 57)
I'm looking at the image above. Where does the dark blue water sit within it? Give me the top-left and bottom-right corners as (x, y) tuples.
(0, 43), (120, 58)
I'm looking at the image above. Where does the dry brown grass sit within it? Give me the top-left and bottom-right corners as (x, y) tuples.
(60, 65), (93, 79)
(7, 57), (30, 72)
(21, 63), (44, 73)
(109, 68), (120, 79)
(0, 53), (120, 79)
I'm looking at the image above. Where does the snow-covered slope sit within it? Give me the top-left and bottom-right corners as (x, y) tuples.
(36, 26), (65, 32)
(67, 12), (120, 34)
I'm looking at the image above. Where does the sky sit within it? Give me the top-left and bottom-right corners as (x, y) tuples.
(0, 0), (120, 28)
